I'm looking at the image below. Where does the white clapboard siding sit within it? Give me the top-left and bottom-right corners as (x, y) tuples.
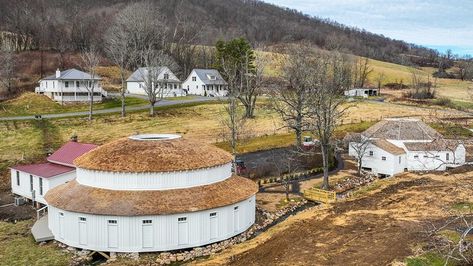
(48, 195), (256, 252)
(76, 163), (232, 190)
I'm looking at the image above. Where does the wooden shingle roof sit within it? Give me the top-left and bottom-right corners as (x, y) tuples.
(373, 139), (406, 155)
(363, 118), (442, 141)
(74, 137), (233, 173)
(45, 176), (258, 216)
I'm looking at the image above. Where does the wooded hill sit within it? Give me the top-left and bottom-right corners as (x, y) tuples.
(0, 0), (442, 67)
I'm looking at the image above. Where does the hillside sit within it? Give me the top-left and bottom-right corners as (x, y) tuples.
(0, 0), (439, 67)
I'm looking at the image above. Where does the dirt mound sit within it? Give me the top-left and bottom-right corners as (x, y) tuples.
(212, 174), (471, 266)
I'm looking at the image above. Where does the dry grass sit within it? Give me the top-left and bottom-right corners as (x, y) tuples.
(0, 99), (467, 174)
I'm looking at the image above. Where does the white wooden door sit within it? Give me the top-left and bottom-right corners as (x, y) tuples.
(107, 221), (118, 248)
(234, 207), (240, 232)
(178, 220), (188, 245)
(210, 215), (218, 239)
(142, 221), (153, 248)
(79, 219), (87, 245)
(59, 213), (64, 239)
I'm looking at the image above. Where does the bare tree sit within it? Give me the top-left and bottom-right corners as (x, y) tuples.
(345, 133), (373, 176)
(271, 45), (315, 147)
(79, 46), (100, 121)
(138, 48), (178, 116)
(375, 72), (386, 93)
(270, 149), (300, 201)
(457, 57), (473, 81)
(239, 51), (266, 118)
(308, 51), (352, 189)
(353, 57), (373, 88)
(218, 50), (248, 166)
(104, 10), (137, 117)
(0, 51), (16, 97)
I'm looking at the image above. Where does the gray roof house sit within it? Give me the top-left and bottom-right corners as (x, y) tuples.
(42, 68), (101, 81)
(182, 69), (228, 97)
(126, 67), (180, 83)
(35, 69), (106, 103)
(126, 67), (184, 97)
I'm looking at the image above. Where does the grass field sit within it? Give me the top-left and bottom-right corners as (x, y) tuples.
(0, 97), (466, 177)
(0, 92), (149, 117)
(262, 49), (473, 103)
(0, 220), (71, 266)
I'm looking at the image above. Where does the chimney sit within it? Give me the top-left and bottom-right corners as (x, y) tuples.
(56, 69), (61, 78)
(70, 134), (78, 142)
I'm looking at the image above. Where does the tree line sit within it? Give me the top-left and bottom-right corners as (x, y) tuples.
(0, 0), (464, 68)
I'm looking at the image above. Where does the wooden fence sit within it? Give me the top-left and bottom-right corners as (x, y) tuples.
(303, 188), (336, 204)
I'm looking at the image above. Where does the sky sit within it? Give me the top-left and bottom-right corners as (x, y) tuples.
(264, 0), (473, 56)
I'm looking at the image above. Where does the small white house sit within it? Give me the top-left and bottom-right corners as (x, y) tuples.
(126, 67), (185, 97)
(344, 88), (378, 98)
(348, 118), (466, 177)
(35, 69), (107, 103)
(182, 69), (228, 97)
(10, 141), (97, 205)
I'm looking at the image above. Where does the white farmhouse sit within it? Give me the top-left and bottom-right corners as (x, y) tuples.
(182, 69), (228, 97)
(126, 67), (185, 97)
(35, 69), (107, 103)
(44, 134), (257, 252)
(348, 118), (466, 177)
(10, 140), (97, 205)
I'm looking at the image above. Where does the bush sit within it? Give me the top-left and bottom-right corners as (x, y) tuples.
(384, 82), (409, 90)
(404, 90), (436, 100)
(433, 70), (456, 79)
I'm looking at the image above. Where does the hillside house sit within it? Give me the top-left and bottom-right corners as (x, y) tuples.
(182, 69), (228, 97)
(348, 118), (466, 177)
(344, 88), (378, 98)
(126, 67), (184, 97)
(10, 140), (97, 205)
(35, 69), (107, 103)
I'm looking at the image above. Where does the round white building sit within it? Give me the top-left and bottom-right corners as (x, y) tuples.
(45, 134), (258, 252)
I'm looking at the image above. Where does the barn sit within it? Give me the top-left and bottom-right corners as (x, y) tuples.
(44, 134), (258, 252)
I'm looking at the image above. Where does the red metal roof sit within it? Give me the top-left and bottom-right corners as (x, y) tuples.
(47, 141), (98, 167)
(11, 163), (74, 178)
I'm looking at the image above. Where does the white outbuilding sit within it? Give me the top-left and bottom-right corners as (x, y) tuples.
(344, 88), (378, 98)
(10, 140), (97, 205)
(44, 134), (257, 252)
(348, 118), (466, 177)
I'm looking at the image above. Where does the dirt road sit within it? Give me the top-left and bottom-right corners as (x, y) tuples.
(197, 172), (473, 265)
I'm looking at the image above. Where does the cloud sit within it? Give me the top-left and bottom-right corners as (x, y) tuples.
(265, 0), (473, 54)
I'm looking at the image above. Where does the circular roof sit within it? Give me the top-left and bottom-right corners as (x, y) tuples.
(74, 135), (233, 173)
(45, 176), (258, 216)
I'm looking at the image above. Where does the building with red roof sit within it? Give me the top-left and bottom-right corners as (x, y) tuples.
(10, 140), (97, 205)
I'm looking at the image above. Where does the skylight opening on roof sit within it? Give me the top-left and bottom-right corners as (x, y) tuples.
(128, 134), (181, 141)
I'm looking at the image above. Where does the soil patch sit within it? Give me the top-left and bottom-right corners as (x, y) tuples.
(213, 174), (469, 266)
(0, 190), (35, 221)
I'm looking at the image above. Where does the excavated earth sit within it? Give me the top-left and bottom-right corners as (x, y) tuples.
(198, 172), (473, 266)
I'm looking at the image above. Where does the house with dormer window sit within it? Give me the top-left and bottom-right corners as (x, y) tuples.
(126, 67), (184, 97)
(182, 69), (228, 97)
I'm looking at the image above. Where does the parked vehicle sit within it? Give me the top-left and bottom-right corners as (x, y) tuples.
(302, 136), (320, 150)
(235, 159), (247, 175)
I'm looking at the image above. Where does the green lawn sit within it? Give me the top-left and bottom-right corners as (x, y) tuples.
(0, 221), (71, 266)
